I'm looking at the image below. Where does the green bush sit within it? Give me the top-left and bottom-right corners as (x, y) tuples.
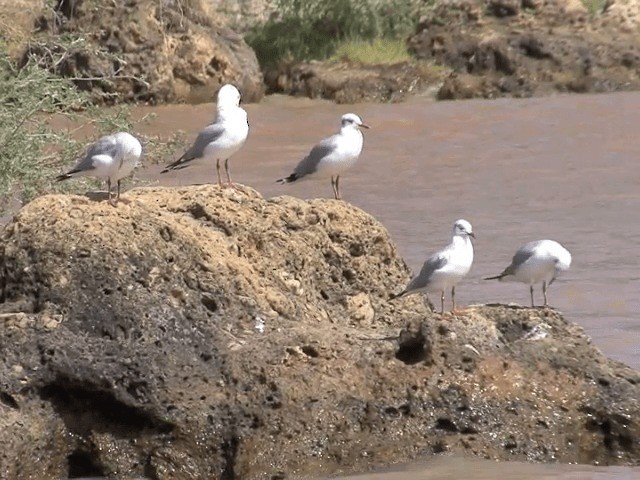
(0, 44), (104, 210)
(246, 0), (418, 68)
(0, 40), (177, 215)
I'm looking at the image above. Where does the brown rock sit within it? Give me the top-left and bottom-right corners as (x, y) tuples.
(1, 186), (640, 479)
(486, 0), (521, 17)
(22, 0), (264, 104)
(264, 60), (446, 103)
(408, 0), (640, 100)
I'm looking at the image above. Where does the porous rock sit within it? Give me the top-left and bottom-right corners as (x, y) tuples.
(408, 0), (640, 99)
(0, 185), (639, 479)
(23, 0), (264, 104)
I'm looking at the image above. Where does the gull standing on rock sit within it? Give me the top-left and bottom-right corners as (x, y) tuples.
(161, 84), (249, 187)
(391, 220), (475, 314)
(55, 131), (142, 206)
(276, 113), (369, 200)
(484, 239), (572, 307)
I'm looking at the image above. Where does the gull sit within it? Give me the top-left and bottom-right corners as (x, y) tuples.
(484, 239), (572, 307)
(55, 131), (142, 206)
(391, 219), (475, 314)
(161, 84), (249, 187)
(276, 113), (369, 200)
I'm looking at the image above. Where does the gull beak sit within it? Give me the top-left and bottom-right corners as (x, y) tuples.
(469, 232), (476, 239)
(359, 123), (371, 129)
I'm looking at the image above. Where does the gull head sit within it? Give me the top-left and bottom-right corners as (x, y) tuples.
(217, 84), (242, 108)
(341, 113), (370, 130)
(555, 243), (572, 271)
(453, 219), (475, 239)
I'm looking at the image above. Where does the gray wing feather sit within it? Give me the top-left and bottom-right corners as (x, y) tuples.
(163, 124), (225, 171)
(405, 254), (447, 293)
(490, 242), (539, 279)
(70, 136), (119, 174)
(510, 244), (539, 271)
(293, 137), (338, 178)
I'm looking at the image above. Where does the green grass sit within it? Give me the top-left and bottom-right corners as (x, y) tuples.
(330, 38), (411, 65)
(581, 0), (607, 14)
(246, 0), (419, 68)
(0, 40), (178, 214)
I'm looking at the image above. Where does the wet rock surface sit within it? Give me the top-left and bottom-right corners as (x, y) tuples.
(1, 186), (639, 479)
(408, 0), (640, 99)
(263, 60), (444, 103)
(22, 0), (264, 104)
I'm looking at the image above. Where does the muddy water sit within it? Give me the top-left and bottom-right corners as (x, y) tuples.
(135, 92), (640, 479)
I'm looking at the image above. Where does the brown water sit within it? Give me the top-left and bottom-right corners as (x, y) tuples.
(135, 92), (640, 479)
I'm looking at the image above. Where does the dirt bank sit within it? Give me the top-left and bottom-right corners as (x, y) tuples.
(0, 186), (639, 479)
(267, 0), (640, 102)
(408, 0), (640, 99)
(18, 0), (264, 104)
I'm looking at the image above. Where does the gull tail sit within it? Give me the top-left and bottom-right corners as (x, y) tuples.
(389, 290), (407, 301)
(161, 153), (189, 174)
(483, 273), (505, 281)
(55, 173), (73, 182)
(276, 173), (299, 184)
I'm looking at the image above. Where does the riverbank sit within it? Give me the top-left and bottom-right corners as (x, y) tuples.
(3, 0), (640, 104)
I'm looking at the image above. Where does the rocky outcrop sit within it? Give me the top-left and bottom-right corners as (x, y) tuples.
(264, 60), (444, 103)
(211, 0), (277, 33)
(22, 0), (264, 104)
(408, 0), (640, 99)
(1, 186), (639, 479)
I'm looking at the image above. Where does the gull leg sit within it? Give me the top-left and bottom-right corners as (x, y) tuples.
(331, 176), (338, 199)
(440, 291), (445, 314)
(542, 281), (548, 307)
(335, 175), (341, 200)
(451, 286), (456, 311)
(216, 159), (222, 186)
(107, 178), (118, 207)
(530, 285), (535, 308)
(224, 158), (239, 189)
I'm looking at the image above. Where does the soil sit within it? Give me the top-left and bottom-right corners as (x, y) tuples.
(263, 60), (445, 104)
(19, 0), (264, 104)
(266, 0), (640, 102)
(408, 0), (640, 100)
(1, 185), (639, 479)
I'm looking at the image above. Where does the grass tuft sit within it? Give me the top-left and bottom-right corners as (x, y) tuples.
(330, 38), (411, 65)
(581, 0), (607, 14)
(246, 0), (419, 68)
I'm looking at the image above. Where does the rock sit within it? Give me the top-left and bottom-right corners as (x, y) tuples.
(22, 0), (264, 104)
(408, 0), (640, 100)
(264, 60), (445, 103)
(210, 0), (277, 33)
(486, 0), (521, 17)
(599, 0), (640, 31)
(1, 186), (640, 479)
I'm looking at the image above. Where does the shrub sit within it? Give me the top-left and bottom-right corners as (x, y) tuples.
(246, 0), (418, 68)
(0, 40), (175, 214)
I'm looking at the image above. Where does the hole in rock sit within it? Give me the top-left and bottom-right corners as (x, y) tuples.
(201, 295), (218, 312)
(0, 391), (19, 409)
(67, 449), (106, 478)
(301, 345), (319, 358)
(342, 269), (355, 282)
(395, 333), (427, 365)
(435, 417), (458, 432)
